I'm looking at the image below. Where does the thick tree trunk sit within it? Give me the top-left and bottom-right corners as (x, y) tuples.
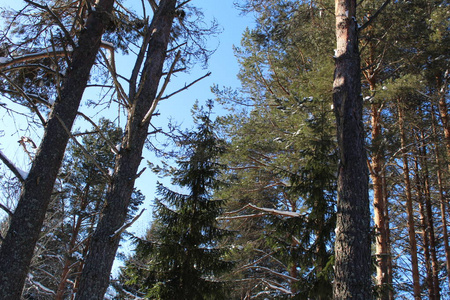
(332, 0), (371, 299)
(397, 99), (421, 300)
(74, 1), (177, 298)
(0, 1), (114, 298)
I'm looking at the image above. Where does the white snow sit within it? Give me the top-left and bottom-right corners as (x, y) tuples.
(0, 57), (11, 64)
(0, 149), (28, 180)
(101, 40), (115, 48)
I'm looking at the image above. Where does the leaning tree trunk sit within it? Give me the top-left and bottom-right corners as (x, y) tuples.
(74, 1), (177, 299)
(332, 0), (371, 298)
(0, 0), (115, 298)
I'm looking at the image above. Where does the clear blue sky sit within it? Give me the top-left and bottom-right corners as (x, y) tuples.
(0, 0), (253, 239)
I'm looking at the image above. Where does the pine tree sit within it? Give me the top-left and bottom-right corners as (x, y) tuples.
(118, 103), (232, 299)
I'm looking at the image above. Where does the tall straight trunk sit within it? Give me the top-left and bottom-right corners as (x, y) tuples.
(413, 155), (433, 298)
(0, 1), (114, 298)
(381, 169), (394, 300)
(436, 78), (450, 290)
(332, 0), (371, 298)
(432, 103), (450, 290)
(418, 130), (441, 299)
(364, 26), (390, 299)
(370, 101), (390, 299)
(74, 1), (177, 298)
(397, 99), (421, 299)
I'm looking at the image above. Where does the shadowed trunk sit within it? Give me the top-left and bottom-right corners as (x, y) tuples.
(74, 1), (177, 298)
(0, 0), (115, 298)
(332, 0), (371, 298)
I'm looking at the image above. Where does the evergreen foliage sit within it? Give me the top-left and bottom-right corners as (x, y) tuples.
(118, 104), (232, 299)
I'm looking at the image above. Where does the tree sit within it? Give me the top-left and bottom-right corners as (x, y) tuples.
(0, 0), (117, 296)
(214, 1), (337, 298)
(118, 103), (232, 299)
(332, 0), (371, 298)
(14, 119), (143, 299)
(74, 0), (219, 297)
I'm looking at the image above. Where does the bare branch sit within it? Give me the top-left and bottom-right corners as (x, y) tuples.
(77, 112), (120, 155)
(99, 47), (131, 107)
(0, 50), (72, 70)
(159, 71), (211, 100)
(0, 150), (26, 183)
(54, 114), (111, 179)
(359, 0), (390, 32)
(110, 209), (146, 241)
(148, 0), (158, 12)
(223, 203), (301, 218)
(0, 202), (13, 217)
(0, 72), (47, 126)
(141, 50), (181, 126)
(23, 0), (76, 48)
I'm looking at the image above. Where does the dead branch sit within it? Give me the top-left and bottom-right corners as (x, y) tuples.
(0, 202), (13, 217)
(54, 114), (111, 179)
(110, 209), (146, 241)
(159, 71), (211, 101)
(0, 151), (26, 183)
(77, 112), (120, 155)
(141, 50), (181, 126)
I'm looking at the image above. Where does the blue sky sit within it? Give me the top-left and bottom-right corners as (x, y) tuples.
(0, 0), (253, 238)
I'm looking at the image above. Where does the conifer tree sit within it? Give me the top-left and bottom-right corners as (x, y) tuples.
(117, 103), (232, 299)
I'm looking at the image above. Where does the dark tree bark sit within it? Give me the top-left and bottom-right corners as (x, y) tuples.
(74, 1), (177, 298)
(332, 0), (371, 299)
(0, 0), (115, 298)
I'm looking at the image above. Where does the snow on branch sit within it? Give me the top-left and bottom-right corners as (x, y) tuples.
(0, 48), (72, 70)
(222, 203), (302, 218)
(261, 278), (294, 295)
(0, 149), (28, 182)
(110, 209), (146, 241)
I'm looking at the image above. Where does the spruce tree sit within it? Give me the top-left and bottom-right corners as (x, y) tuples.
(119, 103), (232, 300)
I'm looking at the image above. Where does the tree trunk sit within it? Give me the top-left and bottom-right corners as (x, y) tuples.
(413, 154), (433, 298)
(382, 169), (394, 300)
(74, 1), (177, 298)
(432, 102), (450, 291)
(436, 76), (450, 291)
(363, 26), (390, 299)
(370, 102), (390, 299)
(0, 1), (115, 298)
(397, 99), (421, 300)
(332, 0), (371, 298)
(418, 130), (441, 299)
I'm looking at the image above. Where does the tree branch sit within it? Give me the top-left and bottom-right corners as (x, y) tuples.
(110, 209), (146, 240)
(54, 114), (111, 179)
(159, 71), (211, 100)
(358, 0), (390, 32)
(0, 150), (26, 183)
(141, 50), (181, 126)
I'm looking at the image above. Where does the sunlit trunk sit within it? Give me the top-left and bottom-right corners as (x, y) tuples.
(397, 99), (421, 300)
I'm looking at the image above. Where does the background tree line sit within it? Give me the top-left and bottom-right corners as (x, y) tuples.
(0, 0), (448, 299)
